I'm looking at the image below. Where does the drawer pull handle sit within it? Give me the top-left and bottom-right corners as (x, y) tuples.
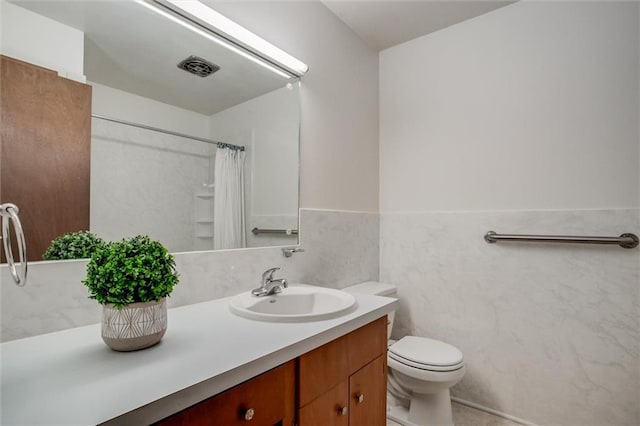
(355, 393), (364, 404)
(338, 406), (348, 416)
(244, 408), (255, 421)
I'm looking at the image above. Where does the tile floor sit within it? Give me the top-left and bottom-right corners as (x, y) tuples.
(387, 401), (524, 426)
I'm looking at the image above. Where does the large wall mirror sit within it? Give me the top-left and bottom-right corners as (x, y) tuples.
(1, 0), (302, 263)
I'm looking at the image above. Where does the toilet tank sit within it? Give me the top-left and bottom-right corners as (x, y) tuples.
(342, 281), (397, 339)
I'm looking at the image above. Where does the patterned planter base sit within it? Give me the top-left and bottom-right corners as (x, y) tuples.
(101, 298), (167, 351)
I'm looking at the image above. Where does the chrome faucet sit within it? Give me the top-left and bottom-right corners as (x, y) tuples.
(252, 267), (288, 297)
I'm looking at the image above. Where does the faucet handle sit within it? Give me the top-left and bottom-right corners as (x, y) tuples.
(261, 267), (280, 283)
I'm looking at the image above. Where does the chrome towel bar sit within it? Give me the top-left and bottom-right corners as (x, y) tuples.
(484, 231), (638, 249)
(251, 227), (298, 236)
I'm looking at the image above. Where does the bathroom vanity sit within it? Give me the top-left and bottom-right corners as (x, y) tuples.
(158, 317), (386, 425)
(0, 289), (396, 425)
(297, 316), (387, 425)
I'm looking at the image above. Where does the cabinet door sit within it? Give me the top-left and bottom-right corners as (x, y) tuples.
(0, 55), (91, 261)
(349, 355), (386, 426)
(297, 380), (349, 426)
(157, 361), (294, 426)
(298, 334), (349, 407)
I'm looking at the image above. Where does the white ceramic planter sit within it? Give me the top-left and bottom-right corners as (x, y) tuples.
(101, 298), (167, 351)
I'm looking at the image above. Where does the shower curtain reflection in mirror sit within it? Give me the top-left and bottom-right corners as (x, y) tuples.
(214, 146), (247, 249)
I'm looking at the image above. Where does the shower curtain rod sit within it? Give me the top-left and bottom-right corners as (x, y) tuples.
(91, 114), (245, 151)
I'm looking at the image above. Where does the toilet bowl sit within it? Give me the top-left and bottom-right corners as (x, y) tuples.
(388, 336), (465, 425)
(343, 282), (465, 426)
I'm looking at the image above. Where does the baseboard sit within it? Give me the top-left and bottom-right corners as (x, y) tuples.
(387, 406), (420, 426)
(451, 397), (538, 426)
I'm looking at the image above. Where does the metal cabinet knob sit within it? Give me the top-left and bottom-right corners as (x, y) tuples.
(244, 408), (255, 421)
(338, 406), (348, 416)
(355, 393), (364, 404)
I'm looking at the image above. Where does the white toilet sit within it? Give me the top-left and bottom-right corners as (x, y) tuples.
(343, 281), (465, 426)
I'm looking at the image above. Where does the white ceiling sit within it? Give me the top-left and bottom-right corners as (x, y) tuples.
(322, 0), (515, 51)
(12, 1), (517, 114)
(11, 1), (287, 115)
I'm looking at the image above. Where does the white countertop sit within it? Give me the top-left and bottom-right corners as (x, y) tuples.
(0, 287), (397, 425)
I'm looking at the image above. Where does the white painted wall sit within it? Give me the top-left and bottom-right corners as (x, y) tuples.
(380, 1), (639, 212)
(0, 0), (84, 81)
(379, 2), (639, 425)
(91, 83), (211, 139)
(208, 1), (379, 212)
(209, 84), (300, 248)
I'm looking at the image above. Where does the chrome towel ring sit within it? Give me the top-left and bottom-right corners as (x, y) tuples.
(1, 203), (28, 286)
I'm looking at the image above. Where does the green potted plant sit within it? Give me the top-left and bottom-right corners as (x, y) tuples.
(42, 231), (105, 260)
(83, 235), (179, 351)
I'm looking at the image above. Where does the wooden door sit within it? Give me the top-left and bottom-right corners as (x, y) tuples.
(0, 55), (92, 261)
(349, 355), (386, 426)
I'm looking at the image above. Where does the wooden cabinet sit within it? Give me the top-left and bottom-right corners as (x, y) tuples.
(0, 55), (92, 261)
(349, 355), (386, 426)
(297, 317), (387, 426)
(157, 361), (295, 426)
(157, 316), (387, 426)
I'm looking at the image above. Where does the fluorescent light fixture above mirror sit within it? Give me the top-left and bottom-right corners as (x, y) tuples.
(138, 0), (308, 79)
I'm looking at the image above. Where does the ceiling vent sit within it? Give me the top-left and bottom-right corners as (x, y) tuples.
(177, 55), (220, 77)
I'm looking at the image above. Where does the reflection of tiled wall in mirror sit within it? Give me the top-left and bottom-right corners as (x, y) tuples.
(90, 116), (210, 253)
(209, 85), (300, 249)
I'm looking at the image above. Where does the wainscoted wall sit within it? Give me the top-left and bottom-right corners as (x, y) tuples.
(171, 209), (379, 307)
(380, 209), (639, 426)
(0, 209), (379, 342)
(379, 2), (638, 424)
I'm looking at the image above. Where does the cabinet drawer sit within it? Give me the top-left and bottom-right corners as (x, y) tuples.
(157, 361), (294, 426)
(297, 380), (349, 426)
(347, 316), (387, 375)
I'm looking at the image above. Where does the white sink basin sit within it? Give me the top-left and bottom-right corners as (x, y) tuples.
(229, 285), (357, 322)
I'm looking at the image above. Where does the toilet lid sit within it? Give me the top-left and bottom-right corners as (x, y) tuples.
(389, 336), (463, 368)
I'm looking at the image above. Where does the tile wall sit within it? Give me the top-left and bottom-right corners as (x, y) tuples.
(0, 209), (378, 342)
(380, 208), (639, 426)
